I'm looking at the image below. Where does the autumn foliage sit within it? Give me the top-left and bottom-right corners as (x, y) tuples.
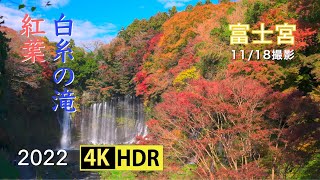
(132, 0), (319, 179)
(147, 77), (272, 178)
(0, 0), (319, 179)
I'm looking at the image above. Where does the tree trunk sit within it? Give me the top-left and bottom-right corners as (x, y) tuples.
(272, 166), (275, 180)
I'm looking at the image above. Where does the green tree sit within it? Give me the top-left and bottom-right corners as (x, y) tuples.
(185, 5), (193, 11)
(58, 47), (98, 91)
(69, 38), (75, 49)
(169, 6), (177, 17)
(148, 12), (169, 31)
(0, 31), (10, 74)
(245, 1), (270, 24)
(0, 31), (10, 118)
(210, 17), (231, 43)
(294, 154), (320, 179)
(196, 1), (203, 6)
(118, 13), (168, 43)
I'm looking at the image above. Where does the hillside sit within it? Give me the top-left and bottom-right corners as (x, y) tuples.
(102, 0), (320, 179)
(0, 0), (319, 179)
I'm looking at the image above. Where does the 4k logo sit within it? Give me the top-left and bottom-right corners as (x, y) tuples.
(80, 145), (163, 171)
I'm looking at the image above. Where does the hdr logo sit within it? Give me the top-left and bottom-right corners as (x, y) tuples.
(79, 145), (163, 171)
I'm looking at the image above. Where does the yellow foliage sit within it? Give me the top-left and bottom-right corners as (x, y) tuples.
(172, 129), (182, 139)
(310, 86), (320, 103)
(158, 4), (233, 60)
(297, 139), (317, 152)
(173, 66), (200, 89)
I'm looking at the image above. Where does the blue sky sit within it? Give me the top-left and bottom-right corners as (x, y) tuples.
(0, 0), (219, 46)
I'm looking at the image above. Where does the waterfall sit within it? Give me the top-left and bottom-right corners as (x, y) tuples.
(60, 95), (146, 148)
(60, 110), (71, 149)
(80, 95), (147, 145)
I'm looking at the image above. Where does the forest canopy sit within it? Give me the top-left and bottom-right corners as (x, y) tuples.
(0, 0), (319, 179)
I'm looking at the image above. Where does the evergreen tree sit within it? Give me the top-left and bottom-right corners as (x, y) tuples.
(185, 5), (193, 11)
(169, 6), (177, 17)
(0, 30), (10, 119)
(220, 0), (230, 3)
(196, 1), (203, 6)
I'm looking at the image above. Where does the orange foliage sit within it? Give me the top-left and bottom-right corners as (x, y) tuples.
(256, 5), (318, 51)
(136, 3), (235, 101)
(227, 60), (285, 88)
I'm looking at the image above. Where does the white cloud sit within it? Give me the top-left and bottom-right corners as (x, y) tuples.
(0, 4), (117, 46)
(78, 34), (116, 51)
(157, 0), (192, 8)
(40, 0), (70, 8)
(0, 4), (26, 31)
